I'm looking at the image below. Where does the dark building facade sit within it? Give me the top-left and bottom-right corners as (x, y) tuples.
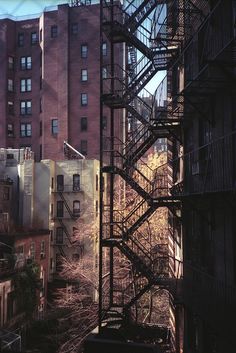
(97, 1), (236, 353)
(167, 1), (236, 352)
(0, 2), (122, 161)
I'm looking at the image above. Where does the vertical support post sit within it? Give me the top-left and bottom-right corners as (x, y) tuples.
(99, 0), (104, 333)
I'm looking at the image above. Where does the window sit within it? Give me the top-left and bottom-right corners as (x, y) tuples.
(3, 187), (10, 200)
(81, 44), (88, 58)
(102, 67), (108, 79)
(8, 56), (14, 70)
(40, 241), (45, 259)
(40, 76), (42, 90)
(96, 174), (99, 191)
(20, 78), (31, 92)
(30, 242), (35, 259)
(7, 292), (14, 320)
(51, 25), (58, 38)
(31, 32), (38, 45)
(8, 79), (13, 92)
(20, 56), (32, 70)
(32, 32), (39, 45)
(56, 227), (64, 244)
(81, 69), (88, 82)
(102, 42), (107, 56)
(73, 200), (80, 218)
(50, 203), (53, 218)
(57, 201), (64, 217)
(8, 101), (14, 115)
(96, 200), (98, 217)
(40, 29), (42, 42)
(51, 177), (54, 189)
(71, 23), (78, 34)
(20, 100), (32, 115)
(16, 245), (24, 255)
(7, 124), (14, 137)
(81, 140), (87, 155)
(40, 144), (42, 160)
(102, 116), (107, 130)
(51, 119), (58, 134)
(20, 123), (31, 137)
(40, 121), (42, 136)
(7, 154), (14, 159)
(73, 174), (80, 191)
(81, 117), (87, 131)
(57, 175), (64, 191)
(81, 93), (88, 106)
(40, 98), (42, 113)
(18, 33), (24, 47)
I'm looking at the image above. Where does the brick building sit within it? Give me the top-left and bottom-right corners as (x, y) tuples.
(0, 230), (50, 324)
(0, 2), (123, 162)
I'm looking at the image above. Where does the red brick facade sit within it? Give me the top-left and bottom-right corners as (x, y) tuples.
(0, 3), (122, 161)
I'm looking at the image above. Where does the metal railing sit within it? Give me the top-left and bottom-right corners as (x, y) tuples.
(171, 131), (236, 196)
(52, 184), (83, 193)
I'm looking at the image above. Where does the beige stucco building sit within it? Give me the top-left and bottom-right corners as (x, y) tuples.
(0, 148), (100, 279)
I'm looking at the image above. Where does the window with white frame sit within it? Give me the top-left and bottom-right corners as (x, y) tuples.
(8, 79), (13, 92)
(81, 69), (88, 82)
(81, 93), (88, 106)
(102, 66), (108, 79)
(81, 44), (88, 58)
(51, 119), (58, 134)
(29, 242), (35, 259)
(20, 56), (32, 70)
(20, 100), (32, 115)
(102, 42), (107, 56)
(31, 32), (38, 45)
(8, 56), (14, 70)
(20, 123), (31, 137)
(7, 124), (14, 137)
(20, 78), (31, 92)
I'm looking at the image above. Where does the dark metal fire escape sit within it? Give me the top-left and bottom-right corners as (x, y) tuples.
(99, 0), (183, 336)
(53, 186), (80, 259)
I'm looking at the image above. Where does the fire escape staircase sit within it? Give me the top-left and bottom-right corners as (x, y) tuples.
(101, 0), (182, 325)
(58, 192), (76, 219)
(57, 192), (76, 246)
(124, 0), (159, 32)
(58, 244), (67, 258)
(58, 218), (73, 245)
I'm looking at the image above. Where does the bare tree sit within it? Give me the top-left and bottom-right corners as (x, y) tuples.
(54, 152), (173, 352)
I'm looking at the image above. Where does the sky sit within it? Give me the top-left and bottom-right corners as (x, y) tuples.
(0, 0), (68, 16)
